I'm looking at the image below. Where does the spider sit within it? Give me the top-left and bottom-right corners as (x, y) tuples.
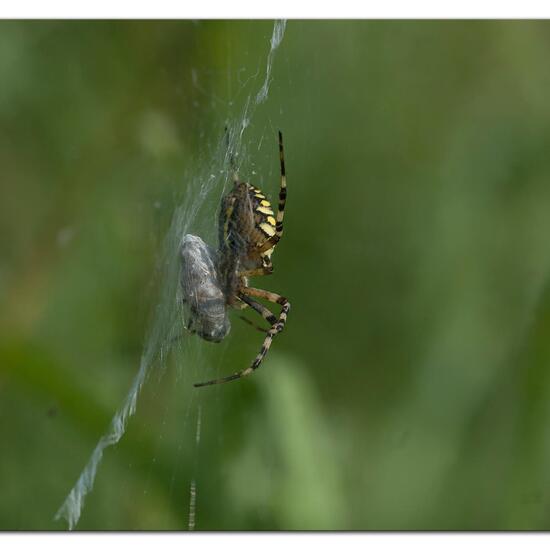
(180, 131), (290, 387)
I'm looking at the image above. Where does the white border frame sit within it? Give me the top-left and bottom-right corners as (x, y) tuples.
(2, 1), (550, 19)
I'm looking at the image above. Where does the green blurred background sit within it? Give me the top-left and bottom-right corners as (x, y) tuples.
(2, 20), (550, 530)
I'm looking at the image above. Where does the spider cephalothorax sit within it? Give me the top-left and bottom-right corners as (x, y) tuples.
(180, 131), (290, 387)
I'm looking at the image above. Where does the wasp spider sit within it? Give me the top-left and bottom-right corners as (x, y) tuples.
(180, 131), (290, 387)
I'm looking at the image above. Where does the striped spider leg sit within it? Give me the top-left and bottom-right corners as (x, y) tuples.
(257, 130), (287, 258)
(193, 287), (290, 387)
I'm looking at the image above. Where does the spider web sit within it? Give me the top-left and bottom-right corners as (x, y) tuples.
(54, 19), (287, 530)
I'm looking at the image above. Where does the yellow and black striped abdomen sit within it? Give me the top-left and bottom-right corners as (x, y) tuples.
(218, 181), (278, 278)
(248, 185), (277, 242)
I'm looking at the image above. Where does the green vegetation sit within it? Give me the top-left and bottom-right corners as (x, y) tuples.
(2, 20), (550, 530)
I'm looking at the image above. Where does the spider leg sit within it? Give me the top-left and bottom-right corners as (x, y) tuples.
(239, 293), (278, 325)
(277, 130), (287, 235)
(236, 293), (277, 334)
(256, 131), (286, 253)
(193, 287), (290, 387)
(237, 314), (268, 334)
